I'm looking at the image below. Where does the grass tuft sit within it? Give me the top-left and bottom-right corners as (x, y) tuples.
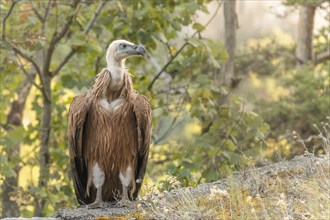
(136, 128), (330, 219)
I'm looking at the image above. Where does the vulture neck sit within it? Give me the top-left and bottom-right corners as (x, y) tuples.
(107, 57), (126, 89)
(91, 57), (132, 100)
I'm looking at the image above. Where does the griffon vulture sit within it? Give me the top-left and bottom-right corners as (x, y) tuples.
(68, 40), (151, 208)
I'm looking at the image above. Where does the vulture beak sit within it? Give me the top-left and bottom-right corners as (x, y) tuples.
(133, 45), (147, 57)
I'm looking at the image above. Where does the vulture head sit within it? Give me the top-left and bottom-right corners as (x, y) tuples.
(106, 40), (147, 65)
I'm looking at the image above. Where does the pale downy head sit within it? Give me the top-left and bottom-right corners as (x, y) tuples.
(106, 40), (147, 66)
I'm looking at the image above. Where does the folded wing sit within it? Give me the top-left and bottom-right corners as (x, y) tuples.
(131, 93), (152, 199)
(68, 95), (92, 205)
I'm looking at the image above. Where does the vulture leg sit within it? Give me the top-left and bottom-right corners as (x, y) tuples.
(115, 185), (133, 207)
(87, 163), (108, 209)
(116, 166), (135, 207)
(122, 185), (129, 201)
(86, 186), (107, 209)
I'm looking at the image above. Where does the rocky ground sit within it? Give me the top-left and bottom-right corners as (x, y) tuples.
(53, 154), (330, 220)
(55, 205), (134, 220)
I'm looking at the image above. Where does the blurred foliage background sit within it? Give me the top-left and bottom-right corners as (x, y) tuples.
(0, 0), (329, 217)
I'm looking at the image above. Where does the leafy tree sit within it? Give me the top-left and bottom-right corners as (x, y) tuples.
(232, 1), (329, 159)
(1, 0), (229, 216)
(3, 0), (326, 217)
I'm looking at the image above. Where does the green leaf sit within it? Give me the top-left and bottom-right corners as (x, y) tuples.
(37, 188), (48, 198)
(192, 22), (205, 31)
(6, 126), (25, 144)
(172, 22), (181, 31)
(179, 169), (192, 179)
(196, 74), (209, 87)
(225, 140), (236, 151)
(3, 167), (17, 178)
(71, 33), (87, 47)
(61, 74), (76, 89)
(61, 185), (72, 196)
(21, 209), (33, 218)
(167, 164), (178, 175)
(188, 38), (203, 48)
(204, 169), (218, 181)
(0, 154), (8, 165)
(182, 158), (195, 170)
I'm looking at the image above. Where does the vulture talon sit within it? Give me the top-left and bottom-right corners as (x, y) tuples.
(86, 201), (108, 209)
(76, 204), (85, 209)
(115, 199), (133, 208)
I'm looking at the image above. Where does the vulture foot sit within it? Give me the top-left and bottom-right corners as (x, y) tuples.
(115, 199), (133, 208)
(86, 201), (108, 209)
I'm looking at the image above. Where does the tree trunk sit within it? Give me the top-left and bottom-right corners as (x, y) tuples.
(2, 75), (35, 217)
(2, 173), (19, 217)
(296, 5), (316, 65)
(34, 73), (52, 217)
(222, 0), (237, 87)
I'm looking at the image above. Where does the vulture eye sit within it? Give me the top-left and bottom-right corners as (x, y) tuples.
(120, 44), (126, 49)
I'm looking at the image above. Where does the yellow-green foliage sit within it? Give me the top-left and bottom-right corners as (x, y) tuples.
(137, 154), (330, 220)
(1, 0), (329, 218)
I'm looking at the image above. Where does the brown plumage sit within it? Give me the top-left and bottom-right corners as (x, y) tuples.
(68, 40), (151, 207)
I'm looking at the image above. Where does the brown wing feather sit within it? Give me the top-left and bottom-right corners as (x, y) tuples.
(68, 95), (92, 205)
(131, 92), (152, 199)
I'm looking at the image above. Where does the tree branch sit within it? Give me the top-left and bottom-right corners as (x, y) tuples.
(17, 61), (46, 99)
(51, 0), (80, 45)
(147, 0), (224, 91)
(51, 49), (76, 77)
(15, 55), (45, 96)
(158, 38), (174, 58)
(154, 115), (179, 145)
(51, 0), (106, 77)
(94, 55), (102, 76)
(42, 0), (80, 81)
(43, 0), (52, 22)
(13, 46), (51, 101)
(215, 102), (245, 156)
(12, 46), (42, 78)
(153, 75), (192, 144)
(83, 0), (106, 35)
(30, 2), (43, 22)
(147, 43), (188, 91)
(1, 0), (20, 41)
(314, 50), (330, 65)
